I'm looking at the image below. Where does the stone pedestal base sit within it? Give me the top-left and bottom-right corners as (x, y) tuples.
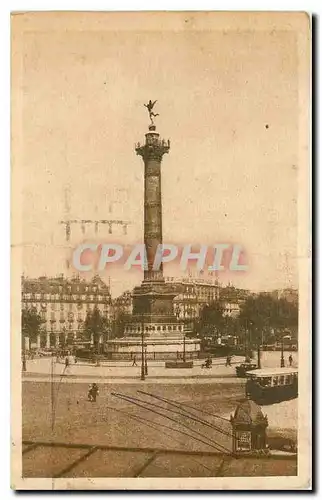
(105, 334), (200, 361)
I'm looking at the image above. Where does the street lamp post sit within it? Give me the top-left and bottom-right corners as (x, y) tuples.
(175, 305), (186, 363)
(280, 336), (285, 367)
(257, 328), (264, 369)
(145, 345), (148, 375)
(257, 340), (261, 369)
(141, 315), (145, 381)
(22, 332), (27, 372)
(244, 319), (248, 360)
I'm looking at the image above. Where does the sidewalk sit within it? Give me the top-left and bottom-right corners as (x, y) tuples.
(22, 356), (245, 383)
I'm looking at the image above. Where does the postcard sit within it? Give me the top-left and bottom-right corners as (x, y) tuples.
(11, 11), (311, 490)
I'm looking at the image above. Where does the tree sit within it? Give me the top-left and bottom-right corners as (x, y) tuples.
(111, 309), (132, 339)
(223, 315), (240, 336)
(21, 308), (43, 345)
(274, 298), (298, 335)
(21, 307), (43, 371)
(84, 307), (109, 353)
(198, 301), (225, 337)
(239, 293), (298, 345)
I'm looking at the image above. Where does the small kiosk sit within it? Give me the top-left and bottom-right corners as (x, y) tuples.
(230, 399), (268, 453)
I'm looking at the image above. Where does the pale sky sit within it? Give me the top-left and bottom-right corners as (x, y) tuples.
(19, 20), (299, 296)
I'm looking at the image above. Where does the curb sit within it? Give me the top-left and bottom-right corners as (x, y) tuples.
(22, 372), (239, 381)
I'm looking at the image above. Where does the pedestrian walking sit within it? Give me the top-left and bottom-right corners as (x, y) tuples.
(205, 357), (212, 368)
(226, 355), (232, 367)
(289, 354), (293, 367)
(132, 355), (137, 367)
(65, 356), (69, 369)
(88, 383), (99, 402)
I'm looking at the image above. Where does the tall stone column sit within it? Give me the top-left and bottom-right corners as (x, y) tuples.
(105, 103), (200, 359)
(136, 124), (170, 282)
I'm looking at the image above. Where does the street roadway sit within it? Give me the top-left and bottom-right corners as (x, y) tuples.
(22, 378), (297, 478)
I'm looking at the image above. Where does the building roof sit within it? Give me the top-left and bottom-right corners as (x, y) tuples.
(246, 367), (298, 377)
(232, 399), (267, 426)
(21, 275), (111, 296)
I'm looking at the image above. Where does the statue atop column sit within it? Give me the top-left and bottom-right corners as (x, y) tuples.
(144, 99), (159, 126)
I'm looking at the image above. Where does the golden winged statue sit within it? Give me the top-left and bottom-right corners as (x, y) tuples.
(144, 100), (159, 125)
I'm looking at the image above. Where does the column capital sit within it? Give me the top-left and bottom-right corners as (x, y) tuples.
(135, 133), (170, 162)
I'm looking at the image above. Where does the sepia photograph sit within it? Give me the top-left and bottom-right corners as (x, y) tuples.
(11, 11), (311, 490)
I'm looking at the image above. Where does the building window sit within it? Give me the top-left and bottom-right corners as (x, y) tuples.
(51, 303), (55, 311)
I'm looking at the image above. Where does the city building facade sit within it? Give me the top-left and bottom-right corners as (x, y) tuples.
(219, 285), (251, 318)
(21, 274), (112, 348)
(170, 277), (221, 321)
